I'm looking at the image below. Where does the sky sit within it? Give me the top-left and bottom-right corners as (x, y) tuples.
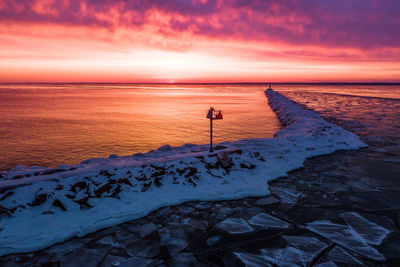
(1, 0), (400, 83)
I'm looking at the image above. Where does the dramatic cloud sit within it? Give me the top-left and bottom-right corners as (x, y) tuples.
(0, 0), (399, 82)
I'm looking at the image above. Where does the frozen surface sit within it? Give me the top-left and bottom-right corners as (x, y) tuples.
(215, 218), (254, 234)
(234, 252), (272, 267)
(0, 89), (366, 256)
(306, 220), (384, 260)
(340, 212), (390, 245)
(247, 213), (290, 230)
(327, 246), (364, 265)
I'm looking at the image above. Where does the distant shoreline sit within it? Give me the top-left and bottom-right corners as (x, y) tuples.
(1, 82), (400, 86)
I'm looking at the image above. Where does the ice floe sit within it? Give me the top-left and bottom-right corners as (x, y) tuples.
(247, 213), (290, 230)
(215, 218), (253, 234)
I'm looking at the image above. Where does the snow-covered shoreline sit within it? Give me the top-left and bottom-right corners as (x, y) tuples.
(0, 89), (366, 256)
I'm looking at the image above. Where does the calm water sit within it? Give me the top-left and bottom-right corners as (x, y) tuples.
(0, 84), (281, 170)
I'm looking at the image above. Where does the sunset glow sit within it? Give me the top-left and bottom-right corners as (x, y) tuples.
(1, 0), (400, 82)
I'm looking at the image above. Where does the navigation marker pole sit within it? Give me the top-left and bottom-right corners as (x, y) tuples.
(206, 107), (223, 152)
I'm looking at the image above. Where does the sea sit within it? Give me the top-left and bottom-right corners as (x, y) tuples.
(0, 83), (399, 171)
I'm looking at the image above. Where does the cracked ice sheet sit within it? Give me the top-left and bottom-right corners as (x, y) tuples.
(260, 246), (312, 266)
(340, 212), (390, 245)
(306, 220), (385, 261)
(247, 213), (290, 230)
(0, 90), (367, 256)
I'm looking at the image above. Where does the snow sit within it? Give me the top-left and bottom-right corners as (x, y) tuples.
(0, 89), (367, 256)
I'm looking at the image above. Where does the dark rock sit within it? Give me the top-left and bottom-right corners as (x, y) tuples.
(116, 177), (133, 187)
(28, 193), (48, 207)
(0, 205), (12, 217)
(184, 167), (197, 178)
(187, 177), (197, 187)
(154, 177), (162, 186)
(99, 170), (113, 177)
(240, 162), (256, 169)
(217, 152), (232, 168)
(54, 185), (64, 190)
(0, 191), (14, 201)
(229, 148), (242, 155)
(74, 197), (92, 209)
(142, 181), (152, 192)
(52, 199), (67, 211)
(110, 184), (121, 197)
(70, 181), (88, 192)
(94, 183), (111, 197)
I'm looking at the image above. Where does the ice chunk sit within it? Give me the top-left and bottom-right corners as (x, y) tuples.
(215, 218), (253, 234)
(327, 246), (364, 266)
(59, 248), (107, 267)
(234, 252), (272, 267)
(270, 187), (301, 205)
(340, 212), (390, 245)
(102, 255), (159, 267)
(282, 235), (327, 257)
(158, 226), (189, 256)
(248, 213), (290, 230)
(122, 239), (160, 258)
(206, 236), (221, 247)
(168, 252), (208, 266)
(260, 246), (310, 266)
(254, 196), (279, 206)
(184, 218), (208, 231)
(306, 220), (384, 261)
(314, 261), (337, 267)
(125, 222), (158, 238)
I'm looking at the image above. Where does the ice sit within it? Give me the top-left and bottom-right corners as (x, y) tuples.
(260, 246), (310, 266)
(234, 252), (272, 267)
(314, 262), (337, 267)
(59, 248), (107, 267)
(167, 252), (208, 266)
(254, 196), (279, 206)
(282, 235), (327, 257)
(125, 222), (159, 238)
(101, 255), (159, 267)
(340, 212), (390, 245)
(0, 90), (367, 256)
(306, 220), (384, 261)
(248, 213), (290, 230)
(269, 186), (301, 205)
(215, 218), (254, 234)
(121, 239), (160, 258)
(158, 226), (189, 256)
(327, 246), (364, 266)
(206, 236), (221, 247)
(94, 235), (121, 248)
(183, 218), (208, 231)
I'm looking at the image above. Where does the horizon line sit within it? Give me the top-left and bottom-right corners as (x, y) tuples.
(1, 82), (400, 85)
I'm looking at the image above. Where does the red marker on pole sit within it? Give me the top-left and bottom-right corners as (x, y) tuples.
(206, 107), (223, 152)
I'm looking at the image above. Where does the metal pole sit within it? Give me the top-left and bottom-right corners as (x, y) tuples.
(210, 114), (213, 152)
